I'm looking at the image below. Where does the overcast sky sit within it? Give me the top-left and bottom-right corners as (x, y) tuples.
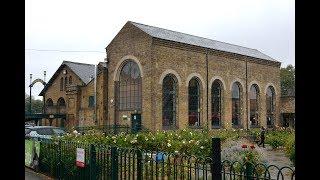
(25, 0), (294, 100)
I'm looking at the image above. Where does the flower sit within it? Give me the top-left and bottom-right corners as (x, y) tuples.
(250, 145), (255, 149)
(113, 140), (117, 143)
(182, 140), (186, 144)
(242, 144), (247, 148)
(200, 146), (204, 149)
(174, 150), (179, 154)
(167, 143), (171, 147)
(145, 137), (148, 141)
(196, 141), (200, 145)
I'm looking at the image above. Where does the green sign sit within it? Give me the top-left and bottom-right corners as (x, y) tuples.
(25, 139), (40, 168)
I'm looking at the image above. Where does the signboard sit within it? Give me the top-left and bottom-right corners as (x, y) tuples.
(76, 148), (85, 168)
(25, 139), (40, 169)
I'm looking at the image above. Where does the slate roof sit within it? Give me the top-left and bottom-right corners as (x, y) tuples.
(130, 21), (278, 62)
(39, 61), (95, 96)
(63, 61), (95, 84)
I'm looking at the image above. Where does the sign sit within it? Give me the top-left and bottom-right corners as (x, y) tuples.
(25, 139), (40, 168)
(49, 114), (54, 118)
(76, 148), (85, 168)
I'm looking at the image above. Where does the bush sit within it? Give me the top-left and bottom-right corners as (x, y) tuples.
(285, 134), (295, 165)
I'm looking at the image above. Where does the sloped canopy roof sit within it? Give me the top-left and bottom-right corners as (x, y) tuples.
(39, 61), (95, 96)
(130, 21), (278, 62)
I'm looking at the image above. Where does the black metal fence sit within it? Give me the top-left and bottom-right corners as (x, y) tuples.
(35, 138), (295, 180)
(75, 125), (130, 135)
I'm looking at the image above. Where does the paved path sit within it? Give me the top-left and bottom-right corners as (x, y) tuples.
(25, 167), (53, 180)
(260, 145), (294, 168)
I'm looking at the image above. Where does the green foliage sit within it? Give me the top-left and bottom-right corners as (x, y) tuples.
(265, 129), (294, 149)
(285, 134), (295, 165)
(280, 64), (295, 96)
(25, 93), (43, 114)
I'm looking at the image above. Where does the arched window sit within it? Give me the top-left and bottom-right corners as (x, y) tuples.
(46, 99), (53, 107)
(188, 77), (201, 127)
(232, 82), (241, 127)
(266, 86), (275, 128)
(162, 74), (178, 129)
(57, 97), (66, 114)
(212, 80), (222, 128)
(250, 84), (259, 127)
(118, 60), (142, 110)
(69, 76), (72, 84)
(57, 97), (66, 107)
(64, 77), (68, 90)
(60, 77), (63, 91)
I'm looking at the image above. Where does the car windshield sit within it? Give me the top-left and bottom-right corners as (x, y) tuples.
(25, 128), (31, 135)
(36, 128), (54, 135)
(52, 128), (66, 135)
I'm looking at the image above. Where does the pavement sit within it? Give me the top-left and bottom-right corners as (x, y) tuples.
(25, 167), (54, 180)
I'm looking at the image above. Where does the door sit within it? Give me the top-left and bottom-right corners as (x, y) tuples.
(131, 113), (141, 133)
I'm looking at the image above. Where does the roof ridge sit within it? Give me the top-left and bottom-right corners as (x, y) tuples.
(130, 21), (260, 52)
(62, 60), (95, 66)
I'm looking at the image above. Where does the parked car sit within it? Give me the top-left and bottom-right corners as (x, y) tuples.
(25, 126), (66, 139)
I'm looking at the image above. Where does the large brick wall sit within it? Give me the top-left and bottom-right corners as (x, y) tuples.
(106, 22), (281, 131)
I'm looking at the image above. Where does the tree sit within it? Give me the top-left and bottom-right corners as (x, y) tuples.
(25, 93), (43, 114)
(280, 65), (295, 96)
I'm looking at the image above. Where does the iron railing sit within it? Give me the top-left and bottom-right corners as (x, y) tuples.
(32, 138), (295, 180)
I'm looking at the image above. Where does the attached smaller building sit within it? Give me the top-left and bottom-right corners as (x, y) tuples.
(39, 61), (108, 128)
(280, 90), (295, 128)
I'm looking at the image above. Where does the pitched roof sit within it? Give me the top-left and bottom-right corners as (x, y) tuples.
(63, 61), (95, 84)
(39, 61), (95, 96)
(130, 21), (278, 62)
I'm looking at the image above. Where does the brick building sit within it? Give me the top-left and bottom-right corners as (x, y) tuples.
(39, 61), (107, 128)
(40, 21), (286, 131)
(280, 89), (295, 128)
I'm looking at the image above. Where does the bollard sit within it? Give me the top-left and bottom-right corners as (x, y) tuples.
(136, 149), (143, 180)
(90, 144), (97, 180)
(211, 138), (222, 180)
(111, 147), (118, 180)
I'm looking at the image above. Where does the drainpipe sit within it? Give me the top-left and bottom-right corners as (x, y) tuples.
(206, 48), (209, 129)
(29, 74), (32, 114)
(245, 59), (248, 130)
(94, 65), (98, 125)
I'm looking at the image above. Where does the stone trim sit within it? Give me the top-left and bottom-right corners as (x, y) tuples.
(209, 76), (226, 90)
(248, 81), (262, 93)
(113, 55), (144, 81)
(229, 78), (245, 91)
(158, 69), (182, 86)
(264, 83), (277, 95)
(185, 73), (206, 88)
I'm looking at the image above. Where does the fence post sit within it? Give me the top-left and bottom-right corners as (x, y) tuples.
(57, 140), (62, 180)
(211, 137), (222, 180)
(245, 162), (254, 180)
(111, 147), (118, 180)
(90, 144), (97, 180)
(136, 149), (143, 180)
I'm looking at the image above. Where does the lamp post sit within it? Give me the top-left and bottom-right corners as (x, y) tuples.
(29, 74), (32, 114)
